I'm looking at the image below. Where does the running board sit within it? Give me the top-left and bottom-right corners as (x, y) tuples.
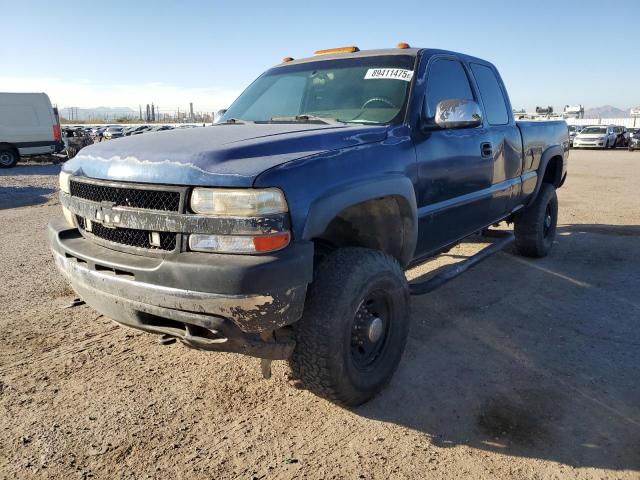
(409, 230), (514, 296)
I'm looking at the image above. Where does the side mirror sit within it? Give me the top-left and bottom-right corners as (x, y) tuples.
(431, 99), (483, 130)
(215, 109), (228, 123)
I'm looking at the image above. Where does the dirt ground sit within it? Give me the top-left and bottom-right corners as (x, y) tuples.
(0, 150), (639, 479)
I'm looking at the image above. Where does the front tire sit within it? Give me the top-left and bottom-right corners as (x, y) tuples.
(289, 248), (410, 406)
(514, 183), (558, 258)
(0, 148), (18, 168)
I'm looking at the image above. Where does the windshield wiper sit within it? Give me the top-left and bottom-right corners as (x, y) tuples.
(268, 114), (338, 125)
(338, 119), (383, 125)
(218, 118), (249, 125)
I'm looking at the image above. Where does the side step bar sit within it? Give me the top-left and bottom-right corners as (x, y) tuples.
(409, 230), (514, 296)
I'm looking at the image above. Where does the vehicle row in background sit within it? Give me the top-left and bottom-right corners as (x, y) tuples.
(571, 124), (637, 149)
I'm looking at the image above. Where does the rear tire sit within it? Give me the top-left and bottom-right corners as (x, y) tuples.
(289, 247), (410, 407)
(514, 183), (558, 258)
(0, 148), (18, 168)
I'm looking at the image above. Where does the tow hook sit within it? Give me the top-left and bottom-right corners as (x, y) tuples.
(260, 359), (273, 379)
(159, 334), (176, 345)
(259, 331), (275, 379)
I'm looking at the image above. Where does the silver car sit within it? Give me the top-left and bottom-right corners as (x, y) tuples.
(573, 125), (617, 149)
(103, 126), (125, 139)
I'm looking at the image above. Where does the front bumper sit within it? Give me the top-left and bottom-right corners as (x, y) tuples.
(48, 218), (313, 358)
(573, 140), (606, 148)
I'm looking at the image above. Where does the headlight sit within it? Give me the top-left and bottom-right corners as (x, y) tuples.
(190, 188), (288, 216)
(59, 171), (71, 194)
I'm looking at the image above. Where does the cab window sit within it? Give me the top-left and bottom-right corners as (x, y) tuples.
(424, 59), (474, 118)
(470, 63), (509, 125)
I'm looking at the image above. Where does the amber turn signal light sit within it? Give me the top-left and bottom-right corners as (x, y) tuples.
(253, 232), (291, 252)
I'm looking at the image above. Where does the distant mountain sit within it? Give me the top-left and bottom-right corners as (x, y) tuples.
(583, 105), (630, 119)
(59, 106), (138, 121)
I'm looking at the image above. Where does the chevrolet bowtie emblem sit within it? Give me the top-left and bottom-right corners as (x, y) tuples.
(95, 201), (120, 227)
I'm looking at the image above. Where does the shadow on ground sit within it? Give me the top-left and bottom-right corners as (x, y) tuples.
(357, 225), (640, 472)
(0, 163), (61, 177)
(0, 186), (57, 209)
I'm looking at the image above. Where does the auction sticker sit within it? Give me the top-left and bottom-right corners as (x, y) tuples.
(364, 68), (414, 81)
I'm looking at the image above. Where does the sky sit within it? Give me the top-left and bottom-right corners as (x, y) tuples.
(2, 0), (639, 114)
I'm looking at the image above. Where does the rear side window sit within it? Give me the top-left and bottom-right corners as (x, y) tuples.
(424, 59), (474, 117)
(470, 64), (509, 125)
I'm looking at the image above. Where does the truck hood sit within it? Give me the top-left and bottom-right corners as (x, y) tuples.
(64, 123), (388, 187)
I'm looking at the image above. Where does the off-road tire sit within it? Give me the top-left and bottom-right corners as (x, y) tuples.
(0, 148), (18, 168)
(289, 247), (410, 407)
(514, 183), (558, 258)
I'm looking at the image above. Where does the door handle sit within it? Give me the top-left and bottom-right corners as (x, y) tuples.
(481, 142), (493, 158)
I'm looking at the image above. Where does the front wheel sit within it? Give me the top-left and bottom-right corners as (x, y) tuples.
(0, 148), (18, 168)
(289, 248), (410, 406)
(514, 183), (558, 258)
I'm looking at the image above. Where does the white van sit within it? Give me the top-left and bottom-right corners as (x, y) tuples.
(0, 92), (64, 168)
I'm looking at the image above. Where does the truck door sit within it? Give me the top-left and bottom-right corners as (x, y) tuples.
(413, 57), (494, 257)
(468, 63), (523, 220)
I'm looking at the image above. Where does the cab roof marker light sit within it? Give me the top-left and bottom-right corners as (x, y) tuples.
(314, 46), (359, 55)
(282, 56), (294, 63)
(396, 42), (410, 49)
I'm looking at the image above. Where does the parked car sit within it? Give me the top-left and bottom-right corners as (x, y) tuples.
(612, 125), (629, 147)
(103, 126), (125, 139)
(149, 125), (174, 132)
(125, 125), (151, 136)
(573, 125), (617, 149)
(628, 128), (640, 151)
(63, 128), (93, 159)
(51, 45), (568, 406)
(568, 124), (583, 147)
(0, 92), (64, 167)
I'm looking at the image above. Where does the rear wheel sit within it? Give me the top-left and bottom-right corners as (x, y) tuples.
(289, 247), (410, 406)
(0, 148), (18, 168)
(514, 183), (558, 258)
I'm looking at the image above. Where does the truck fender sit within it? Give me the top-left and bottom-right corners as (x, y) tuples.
(527, 144), (564, 207)
(302, 175), (418, 266)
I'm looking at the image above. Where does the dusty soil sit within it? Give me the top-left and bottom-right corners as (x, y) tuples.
(0, 151), (639, 479)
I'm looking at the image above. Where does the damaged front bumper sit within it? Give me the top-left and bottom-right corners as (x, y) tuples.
(48, 218), (313, 359)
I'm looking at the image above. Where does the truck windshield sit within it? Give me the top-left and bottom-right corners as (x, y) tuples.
(221, 55), (416, 125)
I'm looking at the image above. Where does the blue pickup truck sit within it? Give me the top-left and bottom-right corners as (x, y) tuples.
(50, 45), (568, 405)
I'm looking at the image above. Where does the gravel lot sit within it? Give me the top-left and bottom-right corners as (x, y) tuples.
(1, 150), (639, 479)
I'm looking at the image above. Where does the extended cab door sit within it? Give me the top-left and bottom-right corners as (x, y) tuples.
(468, 63), (523, 220)
(412, 56), (495, 258)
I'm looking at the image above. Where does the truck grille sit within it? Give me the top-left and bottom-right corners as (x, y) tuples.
(76, 216), (177, 251)
(70, 179), (181, 212)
